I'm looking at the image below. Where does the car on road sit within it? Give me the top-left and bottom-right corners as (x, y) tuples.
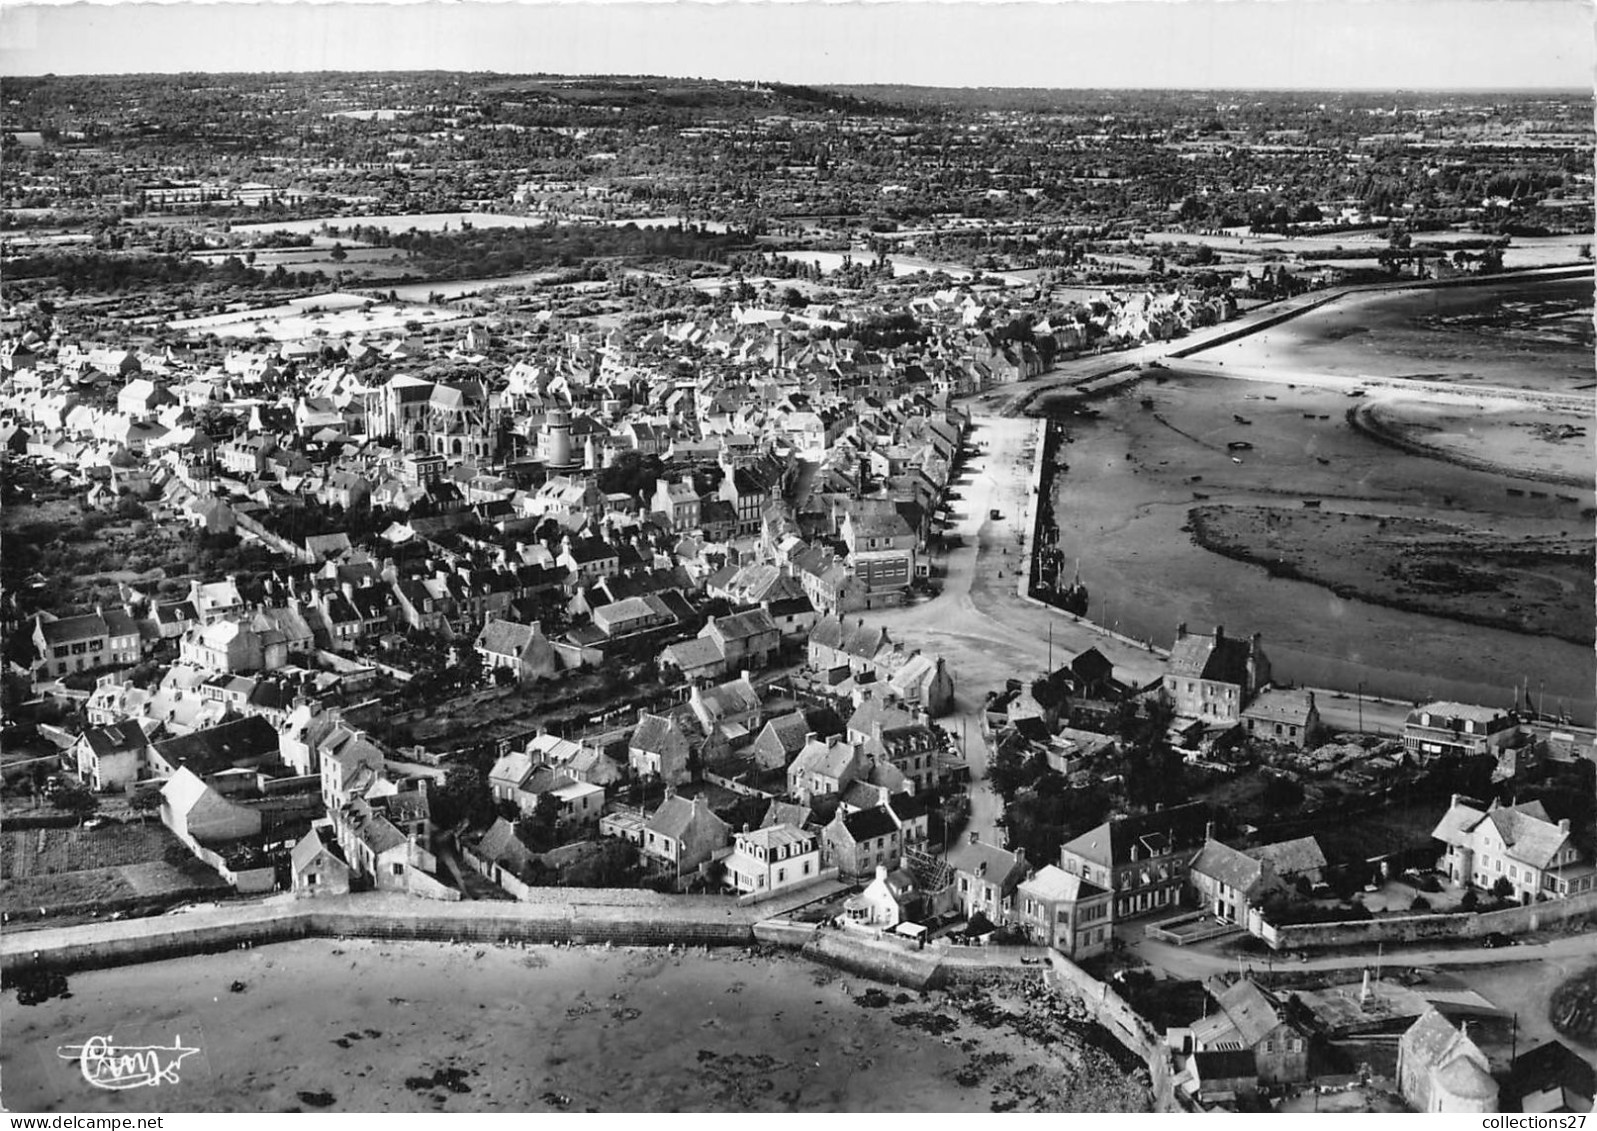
(1481, 932), (1515, 949)
(989, 509), (1002, 520)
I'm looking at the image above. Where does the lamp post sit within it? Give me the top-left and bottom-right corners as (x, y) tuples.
(1357, 681), (1364, 735)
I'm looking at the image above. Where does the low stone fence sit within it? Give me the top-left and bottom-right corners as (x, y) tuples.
(704, 770), (777, 800)
(1262, 888), (1597, 951)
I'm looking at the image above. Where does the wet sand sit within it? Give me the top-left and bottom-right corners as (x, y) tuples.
(4, 939), (1150, 1114)
(1196, 277), (1594, 392)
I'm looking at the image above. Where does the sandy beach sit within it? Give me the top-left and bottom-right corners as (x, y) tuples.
(1193, 277), (1594, 393)
(4, 939), (1151, 1114)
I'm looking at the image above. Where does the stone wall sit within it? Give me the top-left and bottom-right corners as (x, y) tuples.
(1047, 951), (1182, 1113)
(1, 895), (760, 977)
(1264, 888), (1597, 951)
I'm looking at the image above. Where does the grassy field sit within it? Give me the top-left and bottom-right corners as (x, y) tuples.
(0, 823), (228, 916)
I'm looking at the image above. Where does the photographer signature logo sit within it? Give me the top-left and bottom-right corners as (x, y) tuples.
(57, 1034), (201, 1090)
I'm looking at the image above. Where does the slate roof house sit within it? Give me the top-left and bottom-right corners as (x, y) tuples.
(1404, 701), (1521, 762)
(146, 715), (281, 783)
(1015, 863), (1114, 960)
(475, 617), (561, 683)
(1431, 795), (1594, 902)
(1188, 978), (1311, 1085)
(1059, 801), (1211, 921)
(71, 719), (153, 793)
(1165, 624), (1270, 728)
(945, 831), (1029, 925)
(642, 789), (731, 875)
(290, 821), (352, 898)
(1241, 687), (1321, 749)
(1188, 838), (1286, 928)
(629, 712), (693, 785)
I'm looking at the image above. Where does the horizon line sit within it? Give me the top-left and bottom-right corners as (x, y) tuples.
(3, 69), (1591, 95)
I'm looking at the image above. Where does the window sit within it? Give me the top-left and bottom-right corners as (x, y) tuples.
(308, 872), (319, 886)
(391, 863), (404, 876)
(777, 868), (786, 884)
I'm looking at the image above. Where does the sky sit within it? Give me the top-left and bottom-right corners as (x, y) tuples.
(0, 0), (1592, 90)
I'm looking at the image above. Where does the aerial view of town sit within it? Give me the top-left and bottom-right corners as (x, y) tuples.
(1, 0), (1593, 1118)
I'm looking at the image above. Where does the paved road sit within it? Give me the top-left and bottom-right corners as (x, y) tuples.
(865, 414), (1172, 848)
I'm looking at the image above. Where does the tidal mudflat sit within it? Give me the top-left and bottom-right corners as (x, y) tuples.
(4, 939), (1151, 1114)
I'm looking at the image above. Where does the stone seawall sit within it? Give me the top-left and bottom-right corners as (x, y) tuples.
(1, 896), (761, 977)
(800, 928), (946, 990)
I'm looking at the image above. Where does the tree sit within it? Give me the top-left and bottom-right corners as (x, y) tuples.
(987, 742), (1032, 801)
(1490, 876), (1515, 902)
(516, 793), (562, 852)
(52, 781), (98, 822)
(129, 786), (164, 823)
(433, 765), (493, 831)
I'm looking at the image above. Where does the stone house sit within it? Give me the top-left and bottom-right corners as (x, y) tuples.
(1058, 801), (1211, 921)
(945, 831), (1029, 925)
(642, 790), (730, 874)
(1241, 687), (1321, 749)
(1165, 624), (1270, 726)
(1015, 863), (1114, 959)
(1189, 979), (1311, 1086)
(290, 821), (352, 897)
(722, 823), (822, 896)
(1431, 796), (1594, 902)
(629, 713), (694, 786)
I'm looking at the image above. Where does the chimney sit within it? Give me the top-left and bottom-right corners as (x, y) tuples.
(663, 784), (676, 801)
(1014, 846), (1026, 864)
(1559, 818), (1571, 833)
(968, 830), (979, 845)
(875, 864), (888, 882)
(741, 669), (751, 686)
(1451, 793), (1461, 808)
(1213, 625), (1224, 641)
(1175, 622), (1187, 641)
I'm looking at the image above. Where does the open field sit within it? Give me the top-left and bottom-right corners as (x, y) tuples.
(167, 295), (462, 340)
(0, 824), (229, 917)
(1141, 230), (1591, 270)
(2, 938), (1150, 1114)
(191, 246), (417, 282)
(1188, 505), (1594, 645)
